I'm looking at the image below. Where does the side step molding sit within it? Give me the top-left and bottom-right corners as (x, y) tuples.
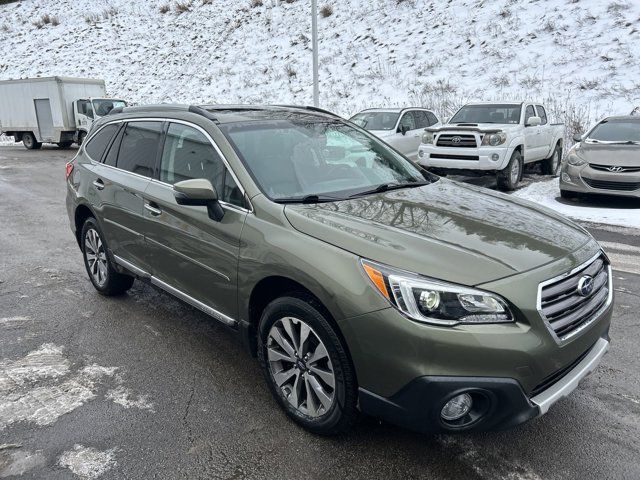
(113, 255), (237, 328)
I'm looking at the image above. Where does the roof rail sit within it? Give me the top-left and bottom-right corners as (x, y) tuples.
(273, 104), (342, 118)
(188, 105), (219, 122)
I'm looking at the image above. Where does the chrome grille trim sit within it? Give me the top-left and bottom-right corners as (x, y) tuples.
(536, 252), (613, 343)
(436, 134), (478, 148)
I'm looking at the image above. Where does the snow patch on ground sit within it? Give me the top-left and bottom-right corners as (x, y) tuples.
(0, 345), (154, 431)
(58, 445), (117, 480)
(513, 178), (640, 229)
(0, 316), (30, 328)
(0, 446), (46, 478)
(106, 386), (155, 412)
(0, 343), (69, 393)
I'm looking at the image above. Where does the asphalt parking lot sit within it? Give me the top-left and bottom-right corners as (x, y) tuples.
(1, 146), (639, 480)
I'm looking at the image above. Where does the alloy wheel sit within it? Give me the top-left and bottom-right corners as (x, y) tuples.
(552, 150), (560, 174)
(84, 228), (108, 286)
(266, 317), (335, 418)
(511, 157), (521, 185)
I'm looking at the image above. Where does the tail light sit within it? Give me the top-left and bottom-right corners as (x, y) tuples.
(65, 161), (74, 180)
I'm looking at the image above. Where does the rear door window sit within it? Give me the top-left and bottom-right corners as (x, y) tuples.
(536, 106), (548, 125)
(84, 124), (119, 161)
(414, 111), (431, 129)
(116, 121), (163, 178)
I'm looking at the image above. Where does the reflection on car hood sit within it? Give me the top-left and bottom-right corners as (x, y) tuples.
(284, 179), (593, 285)
(577, 142), (640, 166)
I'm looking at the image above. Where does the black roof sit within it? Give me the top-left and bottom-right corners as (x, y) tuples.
(109, 103), (342, 123)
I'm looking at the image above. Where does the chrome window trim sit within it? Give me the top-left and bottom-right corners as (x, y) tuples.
(113, 255), (237, 328)
(87, 117), (253, 213)
(536, 251), (613, 344)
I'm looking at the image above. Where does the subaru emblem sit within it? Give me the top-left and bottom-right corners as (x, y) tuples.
(577, 275), (594, 297)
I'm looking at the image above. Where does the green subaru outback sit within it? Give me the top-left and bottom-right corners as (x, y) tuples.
(66, 104), (612, 435)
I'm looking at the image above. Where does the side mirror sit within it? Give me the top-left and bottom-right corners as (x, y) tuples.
(572, 133), (583, 143)
(398, 124), (409, 135)
(526, 116), (542, 127)
(173, 178), (224, 222)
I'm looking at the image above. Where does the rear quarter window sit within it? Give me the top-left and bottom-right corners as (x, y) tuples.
(84, 124), (119, 161)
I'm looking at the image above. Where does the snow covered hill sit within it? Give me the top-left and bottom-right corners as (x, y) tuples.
(1, 0), (639, 138)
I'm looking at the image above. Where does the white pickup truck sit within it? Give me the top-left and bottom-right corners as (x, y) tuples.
(417, 102), (564, 190)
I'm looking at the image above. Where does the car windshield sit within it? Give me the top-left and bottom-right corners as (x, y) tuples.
(586, 120), (640, 143)
(350, 111), (400, 130)
(92, 99), (127, 117)
(450, 104), (521, 124)
(219, 117), (430, 202)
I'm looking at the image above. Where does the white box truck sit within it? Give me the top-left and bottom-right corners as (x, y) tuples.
(0, 76), (126, 149)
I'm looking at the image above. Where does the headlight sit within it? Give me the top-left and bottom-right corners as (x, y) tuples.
(422, 131), (434, 144)
(361, 260), (514, 326)
(567, 152), (586, 166)
(481, 132), (507, 146)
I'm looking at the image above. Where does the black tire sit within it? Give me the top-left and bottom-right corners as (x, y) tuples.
(80, 217), (134, 296)
(77, 131), (87, 146)
(257, 295), (358, 435)
(22, 132), (42, 150)
(541, 144), (562, 175)
(57, 141), (73, 149)
(496, 150), (523, 191)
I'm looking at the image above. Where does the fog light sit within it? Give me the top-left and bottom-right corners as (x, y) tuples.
(561, 172), (572, 183)
(441, 393), (473, 421)
(418, 150), (426, 158)
(491, 153), (499, 161)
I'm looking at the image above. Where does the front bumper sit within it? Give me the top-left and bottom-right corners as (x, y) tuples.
(417, 144), (509, 171)
(561, 163), (640, 198)
(359, 337), (610, 433)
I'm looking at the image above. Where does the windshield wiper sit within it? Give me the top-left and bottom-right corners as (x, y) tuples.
(349, 181), (430, 198)
(274, 194), (339, 204)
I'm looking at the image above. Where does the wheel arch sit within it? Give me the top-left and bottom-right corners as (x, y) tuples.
(74, 202), (98, 247)
(243, 275), (346, 359)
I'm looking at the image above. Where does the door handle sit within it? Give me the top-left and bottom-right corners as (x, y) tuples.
(92, 179), (105, 190)
(144, 203), (162, 216)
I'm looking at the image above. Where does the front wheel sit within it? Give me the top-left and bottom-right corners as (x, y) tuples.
(541, 144), (562, 175)
(81, 217), (134, 296)
(258, 296), (358, 435)
(22, 132), (42, 150)
(497, 150), (523, 191)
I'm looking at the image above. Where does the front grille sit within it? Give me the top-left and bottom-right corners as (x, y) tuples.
(436, 134), (477, 148)
(430, 153), (479, 161)
(538, 254), (611, 341)
(583, 178), (640, 191)
(589, 163), (640, 173)
(530, 343), (595, 397)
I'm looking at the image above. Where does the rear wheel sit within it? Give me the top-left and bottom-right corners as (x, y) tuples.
(541, 144), (562, 175)
(22, 132), (42, 150)
(80, 217), (134, 295)
(77, 131), (87, 146)
(258, 296), (358, 435)
(57, 141), (73, 149)
(497, 150), (523, 191)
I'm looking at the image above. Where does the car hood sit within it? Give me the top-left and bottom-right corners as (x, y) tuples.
(431, 123), (520, 133)
(283, 179), (593, 286)
(575, 142), (640, 166)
